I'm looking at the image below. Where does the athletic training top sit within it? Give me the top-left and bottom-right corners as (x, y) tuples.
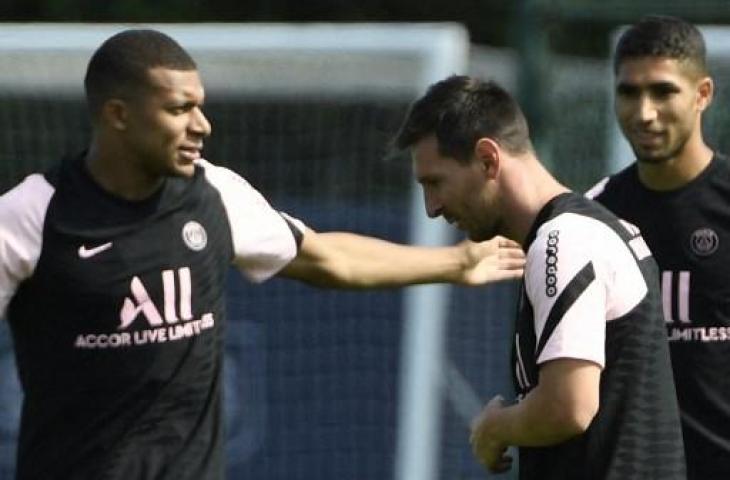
(514, 192), (685, 480)
(588, 154), (730, 480)
(0, 153), (303, 479)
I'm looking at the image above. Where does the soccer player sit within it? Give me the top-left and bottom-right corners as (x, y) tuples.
(396, 75), (686, 479)
(586, 15), (729, 479)
(0, 30), (525, 480)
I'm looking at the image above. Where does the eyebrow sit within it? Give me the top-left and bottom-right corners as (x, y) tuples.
(167, 97), (204, 109)
(416, 174), (439, 184)
(616, 80), (681, 93)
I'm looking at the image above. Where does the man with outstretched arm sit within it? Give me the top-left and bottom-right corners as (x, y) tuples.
(0, 30), (524, 480)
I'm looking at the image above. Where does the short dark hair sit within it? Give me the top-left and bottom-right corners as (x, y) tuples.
(395, 75), (532, 162)
(614, 15), (707, 76)
(84, 29), (198, 117)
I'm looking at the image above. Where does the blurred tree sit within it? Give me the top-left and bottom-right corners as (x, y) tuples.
(1, 0), (512, 47)
(4, 0), (730, 57)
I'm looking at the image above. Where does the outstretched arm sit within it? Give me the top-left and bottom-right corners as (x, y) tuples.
(278, 228), (525, 288)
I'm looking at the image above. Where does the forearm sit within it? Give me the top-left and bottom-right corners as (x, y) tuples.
(486, 388), (588, 448)
(289, 231), (465, 288)
(318, 232), (464, 287)
(483, 360), (600, 449)
(281, 229), (524, 288)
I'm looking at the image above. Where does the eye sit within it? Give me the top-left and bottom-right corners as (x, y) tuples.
(420, 178), (439, 188)
(616, 84), (639, 98)
(650, 83), (679, 100)
(169, 103), (195, 115)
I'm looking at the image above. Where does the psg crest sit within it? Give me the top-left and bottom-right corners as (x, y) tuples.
(182, 220), (208, 251)
(689, 228), (719, 256)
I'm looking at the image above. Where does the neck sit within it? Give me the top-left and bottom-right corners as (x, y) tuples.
(637, 133), (713, 191)
(85, 137), (165, 201)
(502, 154), (570, 246)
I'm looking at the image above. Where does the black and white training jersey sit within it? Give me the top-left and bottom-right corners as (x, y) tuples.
(0, 153), (303, 480)
(587, 153), (730, 480)
(514, 192), (685, 480)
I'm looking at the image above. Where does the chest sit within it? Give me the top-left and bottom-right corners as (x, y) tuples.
(621, 194), (730, 289)
(16, 192), (233, 337)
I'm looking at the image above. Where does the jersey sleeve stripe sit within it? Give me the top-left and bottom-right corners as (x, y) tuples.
(515, 333), (531, 390)
(628, 236), (651, 261)
(584, 176), (609, 199)
(536, 261), (596, 359)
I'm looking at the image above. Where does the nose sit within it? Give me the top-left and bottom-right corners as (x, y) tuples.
(190, 107), (212, 137)
(637, 95), (658, 123)
(424, 190), (443, 219)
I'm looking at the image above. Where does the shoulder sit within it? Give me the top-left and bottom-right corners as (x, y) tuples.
(1, 173), (55, 228)
(585, 177), (609, 200)
(193, 160), (305, 281)
(194, 158), (272, 207)
(0, 174), (55, 312)
(524, 213), (614, 367)
(195, 159), (255, 191)
(526, 211), (632, 293)
(584, 163), (638, 202)
(526, 213), (599, 294)
(528, 213), (603, 258)
(708, 152), (730, 184)
(531, 211), (615, 250)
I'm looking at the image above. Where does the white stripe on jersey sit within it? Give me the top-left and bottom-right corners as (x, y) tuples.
(584, 176), (609, 199)
(179, 266), (193, 321)
(515, 333), (531, 390)
(618, 219), (652, 260)
(662, 271), (692, 325)
(628, 237), (651, 260)
(678, 271), (690, 324)
(0, 174), (55, 318)
(526, 213), (648, 367)
(662, 271), (673, 324)
(619, 219), (640, 236)
(197, 159), (305, 283)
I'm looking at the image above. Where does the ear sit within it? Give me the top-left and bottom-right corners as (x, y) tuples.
(696, 76), (714, 112)
(474, 137), (500, 179)
(101, 99), (130, 131)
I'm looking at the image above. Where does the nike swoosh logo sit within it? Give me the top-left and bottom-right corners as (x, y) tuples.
(78, 242), (113, 259)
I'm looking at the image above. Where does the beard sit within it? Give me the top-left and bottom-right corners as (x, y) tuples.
(466, 216), (503, 242)
(632, 131), (691, 165)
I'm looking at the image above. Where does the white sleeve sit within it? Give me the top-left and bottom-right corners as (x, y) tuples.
(0, 174), (54, 318)
(525, 214), (608, 368)
(197, 160), (305, 282)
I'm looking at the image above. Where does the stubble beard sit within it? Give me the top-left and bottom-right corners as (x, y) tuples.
(467, 217), (502, 243)
(633, 133), (690, 166)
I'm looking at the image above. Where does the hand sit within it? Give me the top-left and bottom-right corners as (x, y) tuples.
(459, 236), (525, 285)
(470, 395), (513, 473)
